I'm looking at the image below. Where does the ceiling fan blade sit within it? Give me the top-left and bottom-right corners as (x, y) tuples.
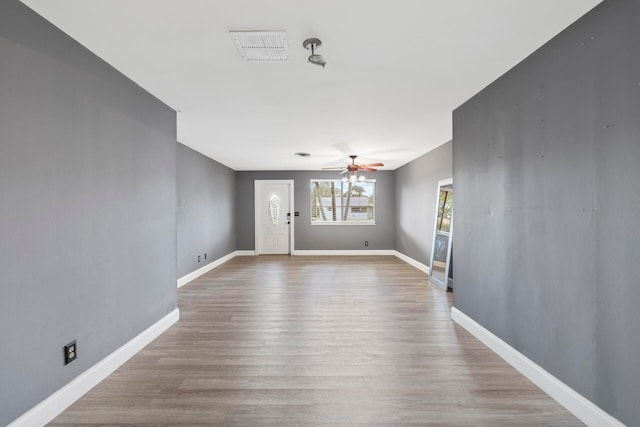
(340, 169), (349, 174)
(361, 162), (384, 167)
(361, 167), (378, 172)
(322, 167), (347, 170)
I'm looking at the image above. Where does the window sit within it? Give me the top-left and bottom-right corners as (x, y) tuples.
(310, 179), (375, 224)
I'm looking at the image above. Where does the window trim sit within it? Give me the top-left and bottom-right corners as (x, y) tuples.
(310, 178), (377, 225)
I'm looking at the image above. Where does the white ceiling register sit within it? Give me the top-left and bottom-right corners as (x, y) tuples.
(230, 31), (289, 61)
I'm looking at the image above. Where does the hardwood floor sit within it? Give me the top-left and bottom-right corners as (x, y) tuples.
(50, 256), (582, 426)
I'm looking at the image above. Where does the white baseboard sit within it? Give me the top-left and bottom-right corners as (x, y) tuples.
(293, 250), (396, 256)
(177, 251), (246, 288)
(451, 307), (624, 427)
(393, 251), (431, 275)
(234, 250), (256, 256)
(9, 309), (180, 427)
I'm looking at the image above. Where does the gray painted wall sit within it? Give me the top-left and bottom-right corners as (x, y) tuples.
(0, 2), (177, 424)
(453, 1), (639, 424)
(236, 171), (396, 251)
(177, 143), (236, 278)
(395, 142), (452, 266)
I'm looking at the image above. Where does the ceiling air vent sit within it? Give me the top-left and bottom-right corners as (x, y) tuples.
(230, 31), (289, 61)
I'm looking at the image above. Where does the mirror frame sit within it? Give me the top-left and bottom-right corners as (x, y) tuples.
(429, 178), (453, 290)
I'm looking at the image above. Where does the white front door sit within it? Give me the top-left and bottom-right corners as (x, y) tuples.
(255, 180), (293, 254)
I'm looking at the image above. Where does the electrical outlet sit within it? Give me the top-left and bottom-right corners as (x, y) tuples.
(365, 241), (369, 246)
(64, 340), (77, 365)
(198, 255), (201, 262)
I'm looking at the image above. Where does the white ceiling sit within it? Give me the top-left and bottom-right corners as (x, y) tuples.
(21, 0), (601, 171)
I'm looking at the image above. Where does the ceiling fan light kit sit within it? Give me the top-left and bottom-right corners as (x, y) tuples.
(303, 38), (327, 68)
(324, 155), (384, 183)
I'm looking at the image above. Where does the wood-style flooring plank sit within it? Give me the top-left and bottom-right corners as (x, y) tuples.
(49, 255), (582, 426)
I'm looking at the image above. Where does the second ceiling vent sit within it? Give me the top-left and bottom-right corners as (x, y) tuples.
(230, 31), (289, 61)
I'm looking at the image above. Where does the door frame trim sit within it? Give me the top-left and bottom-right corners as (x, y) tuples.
(254, 180), (295, 255)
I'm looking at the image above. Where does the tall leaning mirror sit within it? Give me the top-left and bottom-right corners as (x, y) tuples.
(429, 178), (453, 290)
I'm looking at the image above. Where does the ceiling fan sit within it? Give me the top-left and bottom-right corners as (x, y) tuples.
(322, 155), (384, 182)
